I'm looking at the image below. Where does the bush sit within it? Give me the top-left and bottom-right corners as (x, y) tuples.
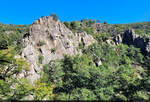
(50, 13), (58, 21)
(37, 40), (46, 46)
(51, 48), (56, 54)
(33, 80), (55, 100)
(38, 55), (44, 64)
(64, 22), (71, 29)
(84, 27), (95, 34)
(70, 21), (80, 30)
(43, 60), (65, 84)
(132, 91), (149, 101)
(100, 32), (110, 41)
(104, 21), (108, 24)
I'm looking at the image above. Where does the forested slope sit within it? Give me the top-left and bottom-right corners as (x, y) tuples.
(1, 15), (150, 101)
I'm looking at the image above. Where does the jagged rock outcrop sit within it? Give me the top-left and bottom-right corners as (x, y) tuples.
(114, 29), (150, 55)
(20, 16), (96, 83)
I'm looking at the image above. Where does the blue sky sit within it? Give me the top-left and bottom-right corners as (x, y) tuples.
(0, 0), (150, 24)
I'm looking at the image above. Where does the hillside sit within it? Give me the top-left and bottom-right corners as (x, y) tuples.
(1, 15), (150, 101)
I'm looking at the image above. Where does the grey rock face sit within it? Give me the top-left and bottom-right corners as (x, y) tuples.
(122, 29), (135, 45)
(21, 16), (96, 83)
(114, 29), (150, 55)
(114, 35), (123, 45)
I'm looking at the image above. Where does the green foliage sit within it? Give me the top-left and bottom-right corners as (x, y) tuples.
(0, 78), (12, 99)
(38, 55), (44, 64)
(0, 47), (29, 79)
(0, 77), (55, 100)
(78, 42), (84, 49)
(37, 40), (46, 46)
(0, 32), (24, 53)
(33, 80), (55, 100)
(64, 22), (71, 29)
(81, 19), (96, 27)
(57, 88), (96, 100)
(125, 22), (150, 34)
(9, 78), (33, 100)
(64, 21), (85, 33)
(132, 91), (149, 101)
(0, 24), (30, 53)
(64, 19), (96, 34)
(87, 32), (110, 43)
(104, 21), (108, 24)
(0, 33), (9, 49)
(84, 27), (95, 34)
(50, 13), (58, 21)
(100, 32), (110, 41)
(88, 19), (95, 27)
(70, 21), (80, 30)
(0, 46), (30, 100)
(96, 87), (114, 101)
(40, 43), (146, 101)
(0, 78), (32, 100)
(42, 60), (64, 85)
(1, 17), (150, 101)
(51, 48), (56, 54)
(92, 33), (102, 43)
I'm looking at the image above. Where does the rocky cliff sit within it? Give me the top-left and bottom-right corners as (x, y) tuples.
(114, 29), (150, 55)
(20, 16), (96, 83)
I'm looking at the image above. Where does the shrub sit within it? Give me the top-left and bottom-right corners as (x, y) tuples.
(50, 13), (58, 21)
(84, 27), (95, 34)
(100, 32), (110, 41)
(33, 80), (55, 100)
(88, 19), (95, 27)
(70, 21), (80, 30)
(64, 22), (71, 29)
(104, 21), (108, 24)
(132, 91), (149, 101)
(37, 40), (46, 46)
(0, 47), (29, 79)
(51, 48), (56, 54)
(0, 33), (9, 49)
(38, 55), (44, 64)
